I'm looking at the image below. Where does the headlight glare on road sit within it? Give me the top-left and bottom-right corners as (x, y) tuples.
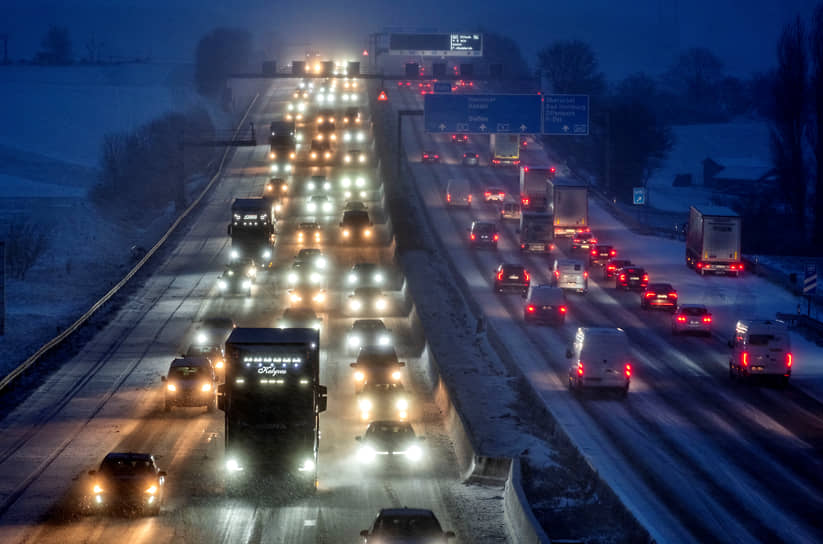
(358, 446), (376, 463)
(201, 383), (212, 392)
(230, 249), (239, 260)
(145, 485), (158, 495)
(167, 383), (177, 392)
(93, 484), (103, 494)
(358, 398), (372, 411)
(298, 459), (315, 472)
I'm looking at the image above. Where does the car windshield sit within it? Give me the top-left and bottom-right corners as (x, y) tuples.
(374, 515), (441, 536)
(100, 458), (154, 476)
(502, 265), (524, 275)
(474, 223), (495, 233)
(170, 365), (205, 379)
(354, 320), (384, 331)
(344, 212), (370, 225)
(748, 334), (778, 345)
(681, 307), (707, 316)
(368, 423), (415, 439)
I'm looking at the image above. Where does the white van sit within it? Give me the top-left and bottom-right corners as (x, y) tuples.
(567, 327), (632, 397)
(446, 179), (472, 208)
(728, 319), (792, 384)
(552, 259), (588, 293)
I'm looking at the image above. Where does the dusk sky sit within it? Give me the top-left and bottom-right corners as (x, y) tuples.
(5, 0), (820, 78)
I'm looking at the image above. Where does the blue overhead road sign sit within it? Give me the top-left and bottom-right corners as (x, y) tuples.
(424, 94), (541, 134)
(543, 94), (590, 135)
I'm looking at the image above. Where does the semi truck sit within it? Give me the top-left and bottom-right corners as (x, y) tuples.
(519, 165), (553, 211)
(219, 328), (327, 491)
(490, 134), (520, 167)
(269, 120), (297, 174)
(518, 211), (554, 253)
(685, 205), (743, 276)
(227, 198), (275, 267)
(547, 179), (588, 237)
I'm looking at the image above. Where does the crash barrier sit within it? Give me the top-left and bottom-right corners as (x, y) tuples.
(776, 312), (823, 341)
(504, 458), (552, 544)
(0, 93), (261, 394)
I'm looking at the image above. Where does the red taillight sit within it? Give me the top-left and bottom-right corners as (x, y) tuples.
(463, 153), (468, 158)
(467, 195), (472, 203)
(607, 265), (616, 272)
(527, 305), (536, 313)
(559, 306), (567, 314)
(696, 262), (703, 269)
(583, 271), (588, 279)
(554, 270), (560, 278)
(484, 191), (491, 197)
(577, 361), (584, 376)
(702, 315), (712, 323)
(619, 274), (626, 281)
(591, 249), (597, 256)
(397, 81), (403, 86)
(434, 154), (439, 159)
(423, 154), (429, 158)
(470, 233), (476, 241)
(493, 234), (499, 241)
(741, 352), (749, 367)
(446, 193), (451, 202)
(523, 270), (530, 282)
(610, 249), (617, 256)
(642, 274), (649, 282)
(677, 315), (687, 322)
(668, 292), (678, 298)
(496, 270), (503, 281)
(786, 353), (793, 367)
(522, 197), (529, 206)
(645, 292), (655, 298)
(625, 363), (632, 378)
(549, 167), (556, 174)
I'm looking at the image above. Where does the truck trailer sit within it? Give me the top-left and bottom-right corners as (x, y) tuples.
(490, 134), (520, 167)
(547, 179), (588, 237)
(519, 165), (552, 211)
(228, 198), (275, 267)
(219, 328), (327, 492)
(685, 205), (743, 276)
(519, 211), (554, 253)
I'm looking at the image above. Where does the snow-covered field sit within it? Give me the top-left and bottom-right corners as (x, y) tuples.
(0, 63), (225, 378)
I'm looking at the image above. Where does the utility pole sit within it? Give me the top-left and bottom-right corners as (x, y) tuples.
(0, 34), (8, 64)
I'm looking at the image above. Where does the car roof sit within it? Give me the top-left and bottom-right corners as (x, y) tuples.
(622, 266), (644, 272)
(299, 222), (319, 229)
(472, 221), (495, 228)
(368, 420), (414, 432)
(352, 319), (386, 328)
(298, 248), (321, 256)
(170, 356), (211, 368)
(556, 259), (584, 266)
(103, 452), (154, 463)
(283, 307), (318, 318)
(500, 262), (525, 269)
(377, 507), (437, 518)
(529, 285), (565, 302)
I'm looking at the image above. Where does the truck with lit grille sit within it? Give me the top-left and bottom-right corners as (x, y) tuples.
(218, 328), (327, 492)
(227, 198), (275, 267)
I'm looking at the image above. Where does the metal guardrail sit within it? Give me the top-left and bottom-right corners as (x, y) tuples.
(0, 93), (261, 393)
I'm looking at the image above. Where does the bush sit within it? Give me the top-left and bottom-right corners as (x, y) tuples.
(4, 221), (50, 280)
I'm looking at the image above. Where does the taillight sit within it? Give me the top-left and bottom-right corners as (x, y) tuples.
(668, 292), (677, 298)
(696, 262), (704, 269)
(527, 305), (536, 313)
(610, 249), (616, 256)
(559, 306), (567, 313)
(619, 274), (626, 281)
(523, 270), (530, 281)
(496, 270), (503, 281)
(577, 361), (584, 376)
(554, 270), (560, 278)
(434, 154), (439, 159)
(493, 234), (499, 241)
(645, 292), (655, 298)
(702, 315), (712, 323)
(607, 265), (616, 272)
(522, 197), (529, 206)
(583, 271), (588, 279)
(625, 363), (632, 378)
(470, 233), (476, 241)
(484, 191), (491, 198)
(446, 193), (451, 202)
(642, 274), (649, 282)
(786, 353), (793, 367)
(591, 249), (597, 256)
(677, 315), (687, 322)
(467, 195), (472, 203)
(741, 352), (749, 367)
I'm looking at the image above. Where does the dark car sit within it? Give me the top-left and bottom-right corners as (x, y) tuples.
(451, 133), (468, 144)
(570, 231), (598, 251)
(161, 356), (217, 411)
(615, 266), (649, 290)
(348, 286), (388, 314)
(641, 283), (678, 311)
(360, 507), (455, 543)
(604, 258), (632, 279)
(347, 262), (386, 287)
(350, 345), (405, 393)
(494, 263), (530, 295)
(590, 244), (616, 266)
(185, 344), (225, 377)
(340, 210), (374, 242)
(469, 221), (499, 248)
(356, 420), (425, 468)
(278, 307), (322, 330)
(217, 262), (253, 296)
(524, 285), (568, 325)
(462, 152), (479, 166)
(357, 382), (411, 421)
(421, 150), (440, 164)
(672, 304), (712, 335)
(347, 319), (392, 353)
(88, 452), (166, 515)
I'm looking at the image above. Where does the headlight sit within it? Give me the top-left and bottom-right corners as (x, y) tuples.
(406, 445), (423, 462)
(323, 182), (331, 191)
(358, 446), (376, 463)
(350, 299), (362, 310)
(358, 398), (372, 411)
(298, 459), (315, 472)
(242, 279), (251, 288)
(345, 155), (351, 163)
(218, 280), (228, 290)
(145, 485), (158, 495)
(246, 266), (257, 278)
(215, 360), (224, 369)
(307, 203), (316, 212)
(343, 229), (351, 238)
(374, 273), (383, 284)
(201, 383), (212, 392)
(348, 335), (361, 347)
(167, 383), (177, 392)
(230, 249), (239, 260)
(271, 164), (279, 172)
(355, 177), (366, 187)
(312, 292), (325, 303)
(341, 177), (351, 187)
(348, 273), (357, 284)
(307, 181), (316, 190)
(226, 458), (243, 472)
(359, 155), (366, 163)
(396, 398), (408, 411)
(93, 484), (103, 494)
(343, 133), (351, 142)
(375, 298), (387, 310)
(309, 272), (321, 284)
(290, 292), (302, 302)
(378, 334), (390, 346)
(363, 229), (372, 238)
(391, 370), (401, 381)
(298, 232), (305, 241)
(315, 257), (327, 269)
(287, 272), (298, 284)
(262, 249), (272, 259)
(354, 371), (365, 382)
(285, 163), (292, 172)
(322, 203), (332, 212)
(196, 332), (208, 344)
(357, 132), (365, 142)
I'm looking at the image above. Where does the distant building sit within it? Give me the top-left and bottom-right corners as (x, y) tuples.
(702, 157), (777, 195)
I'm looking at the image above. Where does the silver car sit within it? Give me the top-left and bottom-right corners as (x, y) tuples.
(462, 152), (480, 166)
(552, 259), (588, 293)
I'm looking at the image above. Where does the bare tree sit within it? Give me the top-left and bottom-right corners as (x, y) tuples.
(771, 16), (810, 240)
(811, 2), (823, 252)
(35, 25), (72, 65)
(5, 221), (50, 280)
(195, 27), (252, 97)
(536, 40), (605, 95)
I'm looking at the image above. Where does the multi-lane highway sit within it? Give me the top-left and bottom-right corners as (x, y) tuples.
(393, 85), (823, 544)
(0, 79), (508, 543)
